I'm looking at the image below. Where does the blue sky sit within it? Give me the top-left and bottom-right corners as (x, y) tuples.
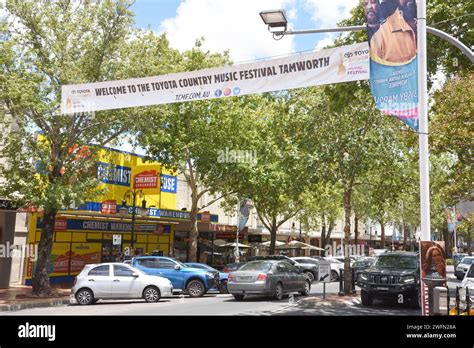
(130, 0), (361, 63)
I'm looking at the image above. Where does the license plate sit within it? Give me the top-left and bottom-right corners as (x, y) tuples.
(69, 294), (77, 304)
(377, 287), (389, 291)
(238, 276), (252, 281)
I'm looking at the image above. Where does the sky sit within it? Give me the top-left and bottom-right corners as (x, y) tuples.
(131, 0), (361, 63)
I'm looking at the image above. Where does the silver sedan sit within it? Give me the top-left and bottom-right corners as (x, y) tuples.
(70, 263), (173, 305)
(227, 260), (311, 301)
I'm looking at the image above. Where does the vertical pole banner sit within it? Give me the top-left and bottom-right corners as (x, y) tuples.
(364, 0), (419, 130)
(420, 241), (447, 316)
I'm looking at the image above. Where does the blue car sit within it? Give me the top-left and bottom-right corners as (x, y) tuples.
(132, 256), (219, 297)
(184, 263), (229, 294)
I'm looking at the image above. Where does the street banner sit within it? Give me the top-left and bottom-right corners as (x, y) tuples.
(238, 198), (251, 232)
(364, 0), (419, 130)
(419, 241), (446, 316)
(61, 43), (369, 114)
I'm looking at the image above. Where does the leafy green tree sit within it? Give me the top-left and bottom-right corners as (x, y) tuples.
(137, 41), (264, 262)
(0, 0), (177, 295)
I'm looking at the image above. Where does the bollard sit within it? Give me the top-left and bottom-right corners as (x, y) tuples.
(433, 287), (448, 315)
(466, 287), (471, 315)
(338, 269), (344, 296)
(455, 286), (460, 316)
(446, 285), (450, 316)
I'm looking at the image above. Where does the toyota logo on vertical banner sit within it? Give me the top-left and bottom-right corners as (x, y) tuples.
(134, 170), (158, 189)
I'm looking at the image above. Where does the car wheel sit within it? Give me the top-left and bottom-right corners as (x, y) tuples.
(143, 286), (161, 303)
(187, 279), (205, 298)
(219, 280), (229, 294)
(331, 270), (339, 282)
(304, 271), (315, 283)
(274, 283), (283, 301)
(361, 290), (373, 306)
(300, 279), (311, 296)
(410, 290), (421, 309)
(233, 294), (245, 301)
(76, 288), (94, 305)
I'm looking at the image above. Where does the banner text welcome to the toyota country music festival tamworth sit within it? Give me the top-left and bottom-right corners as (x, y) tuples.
(61, 42), (369, 114)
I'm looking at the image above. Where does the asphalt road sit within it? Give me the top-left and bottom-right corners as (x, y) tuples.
(3, 267), (461, 316)
(2, 282), (418, 316)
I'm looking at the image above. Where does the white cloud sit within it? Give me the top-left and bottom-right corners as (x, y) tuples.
(303, 0), (359, 28)
(159, 0), (297, 63)
(314, 35), (335, 50)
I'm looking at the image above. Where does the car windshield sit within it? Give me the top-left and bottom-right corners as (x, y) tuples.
(239, 261), (273, 272)
(468, 266), (474, 278)
(374, 256), (418, 269)
(461, 258), (474, 265)
(354, 260), (372, 267)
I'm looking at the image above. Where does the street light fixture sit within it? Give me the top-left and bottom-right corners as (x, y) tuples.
(259, 9), (287, 34)
(122, 189), (147, 253)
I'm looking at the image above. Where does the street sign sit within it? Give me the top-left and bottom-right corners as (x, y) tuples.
(113, 234), (122, 246)
(318, 261), (331, 283)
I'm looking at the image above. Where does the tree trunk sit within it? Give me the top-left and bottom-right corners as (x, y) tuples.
(188, 194), (199, 262)
(32, 209), (57, 296)
(380, 221), (385, 248)
(403, 224), (410, 251)
(467, 223), (472, 256)
(354, 215), (359, 245)
(320, 213), (326, 256)
(343, 187), (352, 295)
(269, 222), (278, 255)
(327, 219), (335, 257)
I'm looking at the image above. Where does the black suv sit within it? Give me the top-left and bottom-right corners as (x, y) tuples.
(357, 252), (421, 309)
(248, 255), (318, 283)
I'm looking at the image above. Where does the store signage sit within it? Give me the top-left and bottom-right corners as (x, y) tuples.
(96, 162), (131, 187)
(62, 43), (369, 114)
(201, 211), (211, 223)
(54, 218), (68, 231)
(37, 218), (167, 233)
(101, 200), (117, 214)
(134, 170), (158, 189)
(113, 234), (122, 245)
(161, 174), (177, 193)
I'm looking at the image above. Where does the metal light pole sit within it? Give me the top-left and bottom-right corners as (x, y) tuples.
(259, 4), (474, 249)
(122, 189), (146, 253)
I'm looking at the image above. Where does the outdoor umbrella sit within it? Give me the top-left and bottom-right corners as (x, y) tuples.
(259, 241), (285, 247)
(276, 240), (325, 251)
(223, 242), (252, 248)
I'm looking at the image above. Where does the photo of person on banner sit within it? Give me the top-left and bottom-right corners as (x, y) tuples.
(365, 0), (417, 64)
(420, 241), (447, 280)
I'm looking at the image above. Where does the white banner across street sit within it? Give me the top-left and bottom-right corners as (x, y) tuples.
(61, 42), (369, 114)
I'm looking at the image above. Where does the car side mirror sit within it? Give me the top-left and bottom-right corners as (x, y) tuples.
(174, 265), (182, 270)
(132, 272), (139, 278)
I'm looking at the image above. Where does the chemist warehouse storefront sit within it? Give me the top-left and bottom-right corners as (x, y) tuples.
(25, 211), (178, 285)
(24, 147), (182, 285)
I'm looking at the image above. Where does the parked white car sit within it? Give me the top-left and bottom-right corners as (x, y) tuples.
(70, 263), (173, 305)
(308, 256), (344, 281)
(459, 264), (474, 305)
(455, 256), (474, 280)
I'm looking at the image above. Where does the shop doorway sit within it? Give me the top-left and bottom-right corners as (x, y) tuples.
(101, 241), (122, 262)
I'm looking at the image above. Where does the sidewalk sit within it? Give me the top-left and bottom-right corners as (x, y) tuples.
(0, 285), (70, 312)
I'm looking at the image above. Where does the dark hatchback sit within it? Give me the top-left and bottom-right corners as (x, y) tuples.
(357, 252), (421, 309)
